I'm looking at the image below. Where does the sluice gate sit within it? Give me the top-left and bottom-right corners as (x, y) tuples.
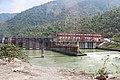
(1, 34), (103, 50)
(2, 37), (51, 50)
(0, 33), (104, 56)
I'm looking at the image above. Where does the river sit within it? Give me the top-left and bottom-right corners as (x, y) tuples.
(25, 49), (120, 74)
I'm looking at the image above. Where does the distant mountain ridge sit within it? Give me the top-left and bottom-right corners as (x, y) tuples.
(0, 13), (17, 23)
(5, 0), (107, 24)
(1, 0), (120, 37)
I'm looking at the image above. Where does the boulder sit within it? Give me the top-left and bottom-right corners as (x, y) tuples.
(12, 66), (24, 72)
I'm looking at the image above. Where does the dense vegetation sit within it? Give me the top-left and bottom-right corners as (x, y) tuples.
(79, 7), (120, 37)
(0, 43), (28, 62)
(0, 0), (120, 38)
(1, 0), (112, 36)
(21, 7), (120, 38)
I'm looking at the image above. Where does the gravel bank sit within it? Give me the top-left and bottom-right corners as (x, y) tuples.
(0, 61), (120, 80)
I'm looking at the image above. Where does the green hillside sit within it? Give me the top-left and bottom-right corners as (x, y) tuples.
(1, 0), (120, 37)
(32, 7), (120, 38)
(4, 0), (109, 36)
(80, 7), (120, 37)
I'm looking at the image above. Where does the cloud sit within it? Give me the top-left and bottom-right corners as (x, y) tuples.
(10, 0), (27, 13)
(0, 0), (53, 13)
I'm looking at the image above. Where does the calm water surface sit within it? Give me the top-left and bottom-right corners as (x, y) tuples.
(25, 49), (120, 74)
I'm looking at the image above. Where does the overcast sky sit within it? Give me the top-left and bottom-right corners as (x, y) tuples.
(0, 0), (53, 13)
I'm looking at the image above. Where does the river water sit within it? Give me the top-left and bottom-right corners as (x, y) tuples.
(26, 49), (120, 74)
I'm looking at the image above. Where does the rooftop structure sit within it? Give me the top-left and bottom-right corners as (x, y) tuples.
(53, 33), (104, 42)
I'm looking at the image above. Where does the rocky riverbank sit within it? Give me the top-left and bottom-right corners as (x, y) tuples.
(0, 60), (120, 80)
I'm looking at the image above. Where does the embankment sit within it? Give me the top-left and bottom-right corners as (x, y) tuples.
(96, 47), (120, 52)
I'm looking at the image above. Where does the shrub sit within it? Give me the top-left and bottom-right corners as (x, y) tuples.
(0, 43), (28, 62)
(97, 57), (109, 75)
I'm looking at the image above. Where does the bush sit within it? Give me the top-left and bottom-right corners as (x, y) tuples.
(0, 43), (28, 62)
(97, 57), (109, 75)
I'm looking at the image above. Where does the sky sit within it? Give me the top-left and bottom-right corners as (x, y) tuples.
(0, 0), (53, 13)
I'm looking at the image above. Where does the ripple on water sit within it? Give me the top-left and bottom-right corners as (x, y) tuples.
(27, 50), (120, 74)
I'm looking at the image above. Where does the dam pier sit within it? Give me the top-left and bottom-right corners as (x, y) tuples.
(0, 33), (104, 56)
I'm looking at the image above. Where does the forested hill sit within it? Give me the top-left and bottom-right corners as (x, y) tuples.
(79, 7), (120, 37)
(6, 0), (106, 27)
(2, 0), (120, 37)
(4, 0), (111, 35)
(0, 13), (17, 23)
(18, 7), (120, 38)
